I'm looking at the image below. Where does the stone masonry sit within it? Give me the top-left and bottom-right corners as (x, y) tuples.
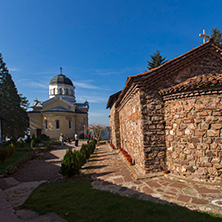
(107, 39), (222, 182)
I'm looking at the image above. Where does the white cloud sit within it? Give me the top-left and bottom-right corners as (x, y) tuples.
(29, 82), (49, 89)
(8, 67), (19, 72)
(78, 96), (108, 103)
(73, 81), (100, 90)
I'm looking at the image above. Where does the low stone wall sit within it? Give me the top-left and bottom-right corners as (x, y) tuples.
(165, 94), (222, 182)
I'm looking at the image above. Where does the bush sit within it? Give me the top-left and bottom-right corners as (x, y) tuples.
(19, 139), (24, 148)
(61, 149), (82, 177)
(0, 143), (16, 163)
(30, 139), (35, 148)
(25, 135), (31, 144)
(79, 133), (84, 139)
(61, 140), (97, 177)
(39, 134), (50, 141)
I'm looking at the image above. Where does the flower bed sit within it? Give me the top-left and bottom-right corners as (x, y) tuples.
(118, 146), (133, 165)
(107, 141), (116, 150)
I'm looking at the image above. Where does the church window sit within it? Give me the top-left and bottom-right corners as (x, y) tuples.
(65, 88), (68, 95)
(45, 120), (48, 129)
(59, 88), (62, 95)
(69, 120), (72, 129)
(53, 88), (55, 95)
(56, 120), (60, 129)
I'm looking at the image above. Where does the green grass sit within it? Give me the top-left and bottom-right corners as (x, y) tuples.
(0, 146), (33, 174)
(23, 178), (222, 222)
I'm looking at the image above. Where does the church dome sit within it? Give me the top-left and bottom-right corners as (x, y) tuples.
(50, 74), (73, 86)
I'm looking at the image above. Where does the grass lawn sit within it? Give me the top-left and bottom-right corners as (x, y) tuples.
(23, 178), (222, 222)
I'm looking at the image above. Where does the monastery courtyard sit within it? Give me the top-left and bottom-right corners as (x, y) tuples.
(0, 142), (222, 221)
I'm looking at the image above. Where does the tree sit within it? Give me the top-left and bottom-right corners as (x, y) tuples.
(88, 124), (106, 141)
(211, 27), (222, 45)
(0, 53), (28, 139)
(19, 94), (30, 111)
(146, 50), (167, 70)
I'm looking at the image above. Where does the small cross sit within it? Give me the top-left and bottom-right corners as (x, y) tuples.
(60, 66), (63, 74)
(199, 29), (210, 44)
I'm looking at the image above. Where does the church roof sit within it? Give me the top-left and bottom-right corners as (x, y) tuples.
(43, 106), (74, 113)
(115, 39), (222, 107)
(106, 91), (121, 109)
(159, 73), (222, 95)
(43, 106), (87, 114)
(50, 74), (73, 86)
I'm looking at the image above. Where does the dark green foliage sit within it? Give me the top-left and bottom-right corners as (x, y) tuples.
(19, 93), (30, 111)
(38, 134), (50, 141)
(146, 50), (167, 70)
(25, 135), (31, 144)
(211, 27), (222, 45)
(0, 143), (16, 162)
(0, 53), (28, 139)
(19, 139), (24, 148)
(61, 140), (96, 177)
(30, 139), (35, 148)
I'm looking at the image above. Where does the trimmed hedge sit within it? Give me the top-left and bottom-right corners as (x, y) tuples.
(61, 139), (97, 177)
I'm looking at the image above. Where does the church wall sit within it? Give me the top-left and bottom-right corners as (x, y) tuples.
(110, 102), (120, 148)
(140, 55), (222, 174)
(43, 113), (76, 139)
(164, 94), (222, 183)
(29, 113), (43, 137)
(118, 90), (145, 173)
(75, 114), (88, 138)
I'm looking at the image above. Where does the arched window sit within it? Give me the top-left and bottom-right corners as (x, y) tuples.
(65, 88), (68, 95)
(53, 88), (55, 95)
(59, 88), (62, 95)
(69, 120), (72, 129)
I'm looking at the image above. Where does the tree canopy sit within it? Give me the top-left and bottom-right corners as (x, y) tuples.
(146, 50), (167, 70)
(0, 53), (28, 140)
(210, 27), (222, 45)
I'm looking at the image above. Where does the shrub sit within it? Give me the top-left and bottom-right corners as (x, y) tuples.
(19, 139), (24, 148)
(25, 135), (31, 144)
(61, 149), (82, 177)
(30, 139), (35, 148)
(61, 140), (97, 177)
(79, 133), (84, 139)
(0, 143), (16, 163)
(39, 134), (50, 141)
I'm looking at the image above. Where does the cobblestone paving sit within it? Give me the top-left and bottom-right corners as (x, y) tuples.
(81, 143), (222, 215)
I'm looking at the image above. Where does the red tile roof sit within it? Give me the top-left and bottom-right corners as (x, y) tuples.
(159, 73), (222, 95)
(115, 39), (222, 107)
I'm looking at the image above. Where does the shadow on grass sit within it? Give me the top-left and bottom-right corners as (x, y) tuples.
(23, 177), (222, 222)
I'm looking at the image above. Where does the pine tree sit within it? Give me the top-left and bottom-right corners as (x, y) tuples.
(211, 27), (222, 45)
(146, 50), (167, 70)
(0, 53), (28, 139)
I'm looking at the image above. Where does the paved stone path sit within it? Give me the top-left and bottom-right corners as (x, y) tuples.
(1, 141), (222, 221)
(0, 141), (86, 222)
(82, 143), (222, 215)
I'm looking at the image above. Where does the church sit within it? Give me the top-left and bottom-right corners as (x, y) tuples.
(29, 69), (89, 140)
(107, 39), (222, 182)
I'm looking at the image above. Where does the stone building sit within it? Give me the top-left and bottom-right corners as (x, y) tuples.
(107, 39), (222, 182)
(29, 70), (89, 140)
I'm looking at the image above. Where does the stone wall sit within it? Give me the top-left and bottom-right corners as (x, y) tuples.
(140, 56), (222, 174)
(164, 94), (222, 182)
(118, 90), (145, 173)
(110, 103), (120, 147)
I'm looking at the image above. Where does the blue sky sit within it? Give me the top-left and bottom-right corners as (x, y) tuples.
(0, 0), (222, 125)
